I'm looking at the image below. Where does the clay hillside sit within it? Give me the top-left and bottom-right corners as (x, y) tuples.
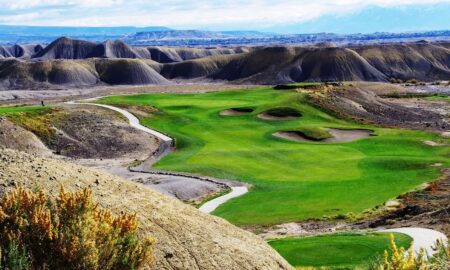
(0, 37), (449, 89)
(0, 148), (292, 270)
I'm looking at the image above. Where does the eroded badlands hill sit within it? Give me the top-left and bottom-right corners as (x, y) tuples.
(0, 148), (293, 270)
(0, 37), (449, 89)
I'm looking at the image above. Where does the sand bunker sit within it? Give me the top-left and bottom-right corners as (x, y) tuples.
(257, 107), (302, 120)
(220, 107), (254, 116)
(273, 128), (373, 143)
(423, 140), (447, 146)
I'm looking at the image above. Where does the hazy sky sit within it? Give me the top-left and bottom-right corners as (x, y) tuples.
(0, 0), (449, 33)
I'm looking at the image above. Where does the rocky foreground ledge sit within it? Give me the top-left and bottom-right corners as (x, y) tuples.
(0, 148), (293, 270)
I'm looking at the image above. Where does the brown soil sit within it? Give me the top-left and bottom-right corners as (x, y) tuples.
(0, 117), (52, 156)
(0, 149), (293, 270)
(258, 221), (350, 239)
(353, 82), (408, 96)
(17, 105), (159, 160)
(273, 128), (373, 143)
(310, 85), (449, 130)
(387, 98), (450, 123)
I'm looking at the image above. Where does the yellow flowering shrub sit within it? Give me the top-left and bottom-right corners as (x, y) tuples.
(0, 186), (154, 270)
(379, 234), (427, 270)
(374, 234), (450, 270)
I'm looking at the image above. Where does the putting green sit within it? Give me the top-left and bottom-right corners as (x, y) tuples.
(99, 87), (450, 225)
(268, 232), (412, 268)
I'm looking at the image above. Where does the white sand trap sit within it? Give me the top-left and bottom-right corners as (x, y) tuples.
(326, 128), (374, 143)
(273, 131), (312, 142)
(273, 128), (373, 143)
(423, 140), (447, 146)
(220, 108), (254, 116)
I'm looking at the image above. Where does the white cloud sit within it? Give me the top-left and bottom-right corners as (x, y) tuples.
(3, 0), (122, 10)
(0, 0), (449, 28)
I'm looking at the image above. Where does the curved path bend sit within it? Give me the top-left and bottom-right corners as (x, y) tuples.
(65, 100), (248, 214)
(381, 227), (448, 256)
(199, 186), (248, 213)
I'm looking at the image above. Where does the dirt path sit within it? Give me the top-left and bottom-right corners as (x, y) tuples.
(380, 227), (448, 256)
(66, 100), (249, 211)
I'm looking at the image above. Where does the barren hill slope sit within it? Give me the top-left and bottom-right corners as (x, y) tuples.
(0, 58), (168, 89)
(0, 44), (43, 58)
(0, 148), (292, 270)
(1, 39), (450, 89)
(353, 42), (450, 81)
(30, 37), (245, 62)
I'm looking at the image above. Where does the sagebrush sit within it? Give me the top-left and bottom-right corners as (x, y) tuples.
(0, 186), (154, 270)
(370, 234), (449, 270)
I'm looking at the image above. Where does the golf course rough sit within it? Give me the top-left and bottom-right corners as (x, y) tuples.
(99, 87), (450, 225)
(268, 232), (412, 268)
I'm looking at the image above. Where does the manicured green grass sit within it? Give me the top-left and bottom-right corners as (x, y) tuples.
(0, 105), (57, 136)
(99, 88), (450, 225)
(0, 105), (47, 114)
(424, 95), (450, 102)
(268, 232), (412, 269)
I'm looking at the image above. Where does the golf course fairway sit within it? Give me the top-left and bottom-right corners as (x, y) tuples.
(99, 87), (450, 225)
(268, 232), (412, 268)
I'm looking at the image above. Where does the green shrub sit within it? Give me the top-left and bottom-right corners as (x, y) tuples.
(0, 186), (154, 270)
(406, 79), (418, 85)
(1, 241), (30, 270)
(296, 127), (332, 141)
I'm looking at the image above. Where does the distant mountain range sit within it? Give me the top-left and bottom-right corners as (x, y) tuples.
(0, 25), (450, 46)
(1, 37), (449, 89)
(0, 25), (170, 44)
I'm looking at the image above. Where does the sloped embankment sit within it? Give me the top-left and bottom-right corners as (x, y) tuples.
(0, 58), (169, 89)
(0, 148), (293, 270)
(309, 85), (450, 130)
(1, 38), (450, 88)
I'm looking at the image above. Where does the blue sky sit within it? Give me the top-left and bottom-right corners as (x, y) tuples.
(0, 0), (449, 34)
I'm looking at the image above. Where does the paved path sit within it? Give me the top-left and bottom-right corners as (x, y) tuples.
(199, 186), (248, 213)
(66, 100), (248, 212)
(381, 227), (448, 256)
(66, 101), (172, 142)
